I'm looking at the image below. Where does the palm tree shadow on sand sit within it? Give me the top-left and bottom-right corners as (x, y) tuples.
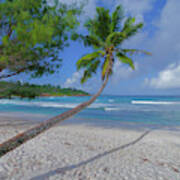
(31, 130), (150, 180)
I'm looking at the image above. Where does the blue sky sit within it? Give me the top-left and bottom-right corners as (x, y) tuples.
(10, 0), (180, 95)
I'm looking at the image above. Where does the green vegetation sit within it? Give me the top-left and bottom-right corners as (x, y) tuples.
(0, 5), (151, 158)
(76, 5), (151, 83)
(0, 81), (89, 99)
(0, 0), (81, 79)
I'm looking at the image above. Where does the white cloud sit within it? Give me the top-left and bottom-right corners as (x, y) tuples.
(57, 0), (154, 24)
(112, 60), (138, 84)
(148, 0), (180, 67)
(64, 71), (83, 88)
(58, 0), (97, 19)
(51, 0), (180, 93)
(128, 0), (180, 82)
(57, 0), (154, 47)
(64, 59), (139, 90)
(63, 70), (101, 92)
(114, 0), (154, 22)
(145, 63), (180, 89)
(58, 0), (154, 18)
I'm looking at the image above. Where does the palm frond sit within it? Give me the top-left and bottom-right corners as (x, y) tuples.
(81, 60), (100, 84)
(121, 17), (143, 39)
(122, 17), (136, 30)
(116, 52), (135, 69)
(121, 49), (152, 56)
(83, 35), (104, 49)
(126, 23), (143, 38)
(106, 32), (126, 46)
(77, 5), (149, 84)
(110, 5), (124, 32)
(76, 51), (105, 70)
(84, 7), (111, 41)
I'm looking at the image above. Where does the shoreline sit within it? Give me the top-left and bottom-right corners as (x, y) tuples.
(0, 115), (180, 179)
(0, 111), (180, 132)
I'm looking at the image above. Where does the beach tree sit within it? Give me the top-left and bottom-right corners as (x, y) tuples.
(0, 5), (151, 157)
(0, 0), (80, 79)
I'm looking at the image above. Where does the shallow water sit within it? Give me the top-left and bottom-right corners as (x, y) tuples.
(0, 95), (180, 128)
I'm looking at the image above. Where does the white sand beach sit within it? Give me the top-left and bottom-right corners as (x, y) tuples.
(0, 116), (180, 180)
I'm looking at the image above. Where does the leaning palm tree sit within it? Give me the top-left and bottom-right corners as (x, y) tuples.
(0, 5), (150, 157)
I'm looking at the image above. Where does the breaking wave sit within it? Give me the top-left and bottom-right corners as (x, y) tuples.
(108, 99), (114, 103)
(0, 99), (110, 109)
(104, 107), (120, 111)
(131, 100), (180, 105)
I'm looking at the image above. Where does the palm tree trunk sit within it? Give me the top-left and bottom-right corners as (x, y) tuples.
(0, 77), (109, 158)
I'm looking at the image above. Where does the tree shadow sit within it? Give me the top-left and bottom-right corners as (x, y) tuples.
(31, 130), (150, 180)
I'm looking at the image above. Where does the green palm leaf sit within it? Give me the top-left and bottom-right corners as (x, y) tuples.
(76, 51), (105, 70)
(121, 49), (152, 56)
(106, 32), (126, 46)
(78, 5), (150, 83)
(121, 17), (143, 39)
(85, 7), (111, 41)
(110, 5), (124, 32)
(123, 17), (136, 29)
(81, 60), (100, 84)
(126, 23), (143, 38)
(83, 35), (104, 49)
(116, 52), (135, 69)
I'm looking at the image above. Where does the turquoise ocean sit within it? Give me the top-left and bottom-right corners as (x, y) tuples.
(1, 95), (180, 130)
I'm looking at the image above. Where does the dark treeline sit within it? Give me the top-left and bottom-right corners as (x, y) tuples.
(0, 81), (89, 99)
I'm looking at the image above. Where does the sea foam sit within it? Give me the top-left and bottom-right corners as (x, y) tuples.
(0, 99), (110, 109)
(131, 100), (180, 105)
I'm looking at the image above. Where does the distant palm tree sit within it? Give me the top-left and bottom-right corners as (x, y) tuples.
(0, 5), (150, 157)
